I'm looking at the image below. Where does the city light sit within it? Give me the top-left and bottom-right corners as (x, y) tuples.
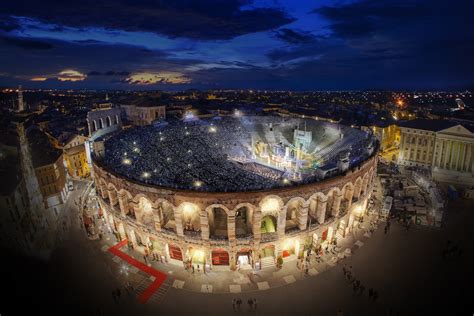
(122, 158), (131, 165)
(209, 126), (217, 133)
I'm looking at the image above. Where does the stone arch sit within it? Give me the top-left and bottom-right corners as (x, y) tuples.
(233, 203), (255, 237)
(106, 116), (112, 127)
(98, 178), (108, 200)
(177, 202), (201, 235)
(284, 197), (305, 232)
(136, 196), (155, 227)
(308, 192), (328, 224)
(115, 114), (120, 125)
(93, 120), (98, 132)
(106, 183), (119, 208)
(99, 118), (104, 129)
(117, 189), (133, 218)
(327, 187), (342, 217)
(156, 199), (176, 233)
(205, 204), (230, 239)
(341, 182), (355, 213)
(259, 195), (284, 237)
(353, 177), (363, 201)
(361, 172), (370, 196)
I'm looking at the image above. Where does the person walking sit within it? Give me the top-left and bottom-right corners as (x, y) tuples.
(236, 298), (242, 311)
(232, 298), (236, 311)
(368, 288), (373, 299)
(112, 290), (117, 303)
(253, 298), (258, 310)
(248, 298), (254, 310)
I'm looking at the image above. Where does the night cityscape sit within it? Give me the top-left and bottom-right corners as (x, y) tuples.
(1, 1), (474, 315)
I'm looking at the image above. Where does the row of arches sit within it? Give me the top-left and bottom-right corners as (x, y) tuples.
(95, 167), (376, 242)
(91, 114), (120, 133)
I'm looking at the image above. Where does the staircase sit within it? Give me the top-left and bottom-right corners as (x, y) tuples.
(260, 256), (275, 269)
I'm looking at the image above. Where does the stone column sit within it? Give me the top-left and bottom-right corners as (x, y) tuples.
(277, 208), (286, 239)
(117, 193), (127, 217)
(227, 212), (236, 241)
(297, 206), (308, 230)
(331, 192), (343, 217)
(152, 205), (161, 232)
(316, 195), (328, 224)
(252, 211), (262, 241)
(230, 249), (237, 271)
(174, 208), (184, 237)
(108, 189), (118, 210)
(354, 182), (362, 200)
(345, 186), (354, 208)
(200, 210), (209, 240)
(362, 177), (369, 197)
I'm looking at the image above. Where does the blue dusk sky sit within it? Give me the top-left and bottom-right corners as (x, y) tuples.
(0, 0), (473, 90)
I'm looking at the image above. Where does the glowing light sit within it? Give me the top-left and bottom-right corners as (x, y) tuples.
(261, 198), (280, 212)
(182, 202), (198, 217)
(122, 158), (131, 165)
(194, 180), (203, 187)
(209, 126), (217, 133)
(234, 109), (243, 117)
(133, 147), (139, 153)
(142, 172), (150, 178)
(283, 178), (289, 184)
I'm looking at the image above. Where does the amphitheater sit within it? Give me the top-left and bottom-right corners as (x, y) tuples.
(93, 116), (378, 271)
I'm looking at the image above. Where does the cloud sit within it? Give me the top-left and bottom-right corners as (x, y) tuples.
(1, 0), (294, 40)
(125, 72), (191, 85)
(0, 34), (54, 50)
(57, 69), (86, 82)
(87, 70), (131, 76)
(273, 28), (316, 44)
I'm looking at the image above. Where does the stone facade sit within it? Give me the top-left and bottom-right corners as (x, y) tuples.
(94, 156), (377, 271)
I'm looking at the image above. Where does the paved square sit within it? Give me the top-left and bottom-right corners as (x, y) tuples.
(355, 240), (364, 247)
(172, 280), (185, 289)
(112, 256), (120, 263)
(101, 245), (109, 252)
(129, 266), (139, 274)
(229, 285), (241, 293)
(283, 275), (296, 284)
(308, 268), (319, 276)
(201, 284), (213, 293)
(257, 281), (270, 290)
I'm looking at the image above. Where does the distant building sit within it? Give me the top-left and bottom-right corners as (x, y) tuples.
(398, 119), (474, 186)
(120, 104), (166, 126)
(63, 135), (90, 178)
(370, 123), (400, 151)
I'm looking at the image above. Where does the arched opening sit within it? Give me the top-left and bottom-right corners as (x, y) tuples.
(138, 197), (154, 228)
(236, 248), (253, 269)
(106, 116), (112, 127)
(181, 202), (200, 236)
(186, 247), (206, 270)
(117, 222), (126, 240)
(212, 249), (229, 266)
(281, 239), (300, 259)
(235, 206), (252, 237)
(115, 114), (120, 125)
(93, 120), (98, 132)
(261, 215), (277, 234)
(159, 201), (176, 233)
(285, 199), (302, 232)
(99, 118), (104, 129)
(211, 207), (228, 239)
(341, 183), (354, 214)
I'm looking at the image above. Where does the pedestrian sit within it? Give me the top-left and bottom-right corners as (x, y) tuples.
(248, 298), (254, 310)
(237, 298), (242, 310)
(359, 285), (365, 296)
(232, 298), (236, 311)
(192, 265), (195, 273)
(116, 288), (121, 299)
(368, 288), (373, 299)
(112, 290), (117, 303)
(253, 298), (257, 310)
(343, 265), (347, 276)
(143, 255), (148, 264)
(373, 291), (378, 301)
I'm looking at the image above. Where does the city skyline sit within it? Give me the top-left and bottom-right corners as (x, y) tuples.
(1, 0), (474, 91)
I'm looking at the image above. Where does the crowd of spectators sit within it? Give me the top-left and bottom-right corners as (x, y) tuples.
(99, 116), (374, 192)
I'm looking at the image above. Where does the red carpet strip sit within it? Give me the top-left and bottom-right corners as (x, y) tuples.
(108, 239), (168, 303)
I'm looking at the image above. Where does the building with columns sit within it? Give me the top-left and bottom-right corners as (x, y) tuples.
(398, 120), (474, 186)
